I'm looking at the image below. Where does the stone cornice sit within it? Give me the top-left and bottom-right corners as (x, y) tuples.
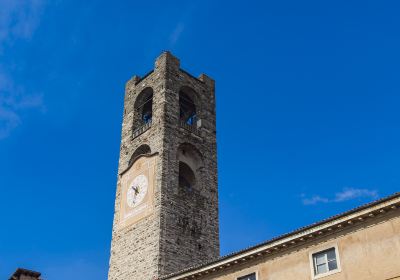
(119, 152), (159, 176)
(161, 192), (400, 280)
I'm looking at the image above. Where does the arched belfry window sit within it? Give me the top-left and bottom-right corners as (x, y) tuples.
(179, 162), (196, 192)
(134, 87), (153, 129)
(177, 143), (203, 193)
(179, 87), (197, 126)
(129, 144), (151, 166)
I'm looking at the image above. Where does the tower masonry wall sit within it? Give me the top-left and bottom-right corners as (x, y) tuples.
(108, 52), (219, 280)
(159, 53), (219, 276)
(108, 54), (169, 280)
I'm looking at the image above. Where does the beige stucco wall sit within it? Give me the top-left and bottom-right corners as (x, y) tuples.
(202, 211), (400, 280)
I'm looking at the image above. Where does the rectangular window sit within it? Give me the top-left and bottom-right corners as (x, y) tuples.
(312, 248), (338, 276)
(238, 273), (256, 280)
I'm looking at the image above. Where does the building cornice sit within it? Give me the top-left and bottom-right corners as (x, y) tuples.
(161, 192), (400, 280)
(9, 268), (41, 280)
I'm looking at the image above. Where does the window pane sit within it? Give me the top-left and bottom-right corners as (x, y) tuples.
(315, 253), (326, 265)
(238, 273), (256, 280)
(327, 249), (336, 261)
(317, 263), (328, 274)
(328, 260), (338, 271)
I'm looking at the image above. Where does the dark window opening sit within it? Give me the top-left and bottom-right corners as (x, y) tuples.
(137, 95), (153, 124)
(134, 88), (153, 130)
(179, 161), (196, 192)
(179, 92), (196, 126)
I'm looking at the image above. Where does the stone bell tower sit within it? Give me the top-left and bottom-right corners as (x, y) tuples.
(108, 52), (219, 280)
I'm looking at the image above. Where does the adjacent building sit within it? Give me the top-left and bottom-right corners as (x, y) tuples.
(161, 192), (400, 280)
(9, 268), (41, 280)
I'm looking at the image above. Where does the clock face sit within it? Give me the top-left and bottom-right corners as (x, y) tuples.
(126, 174), (148, 208)
(119, 155), (156, 228)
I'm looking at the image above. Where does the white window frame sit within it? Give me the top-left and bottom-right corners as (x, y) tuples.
(236, 271), (258, 280)
(309, 244), (342, 279)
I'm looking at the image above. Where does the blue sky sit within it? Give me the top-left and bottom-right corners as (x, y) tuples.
(1, 0), (399, 279)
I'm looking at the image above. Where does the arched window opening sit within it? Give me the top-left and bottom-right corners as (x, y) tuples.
(179, 88), (197, 126)
(129, 144), (151, 166)
(134, 88), (153, 128)
(177, 143), (203, 193)
(179, 161), (196, 192)
(141, 99), (152, 124)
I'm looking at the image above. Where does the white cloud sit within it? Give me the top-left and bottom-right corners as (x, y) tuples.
(167, 3), (197, 47)
(0, 70), (44, 139)
(0, 0), (46, 139)
(302, 195), (329, 205)
(302, 187), (379, 205)
(169, 22), (185, 47)
(0, 0), (45, 50)
(0, 106), (20, 139)
(333, 188), (378, 202)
